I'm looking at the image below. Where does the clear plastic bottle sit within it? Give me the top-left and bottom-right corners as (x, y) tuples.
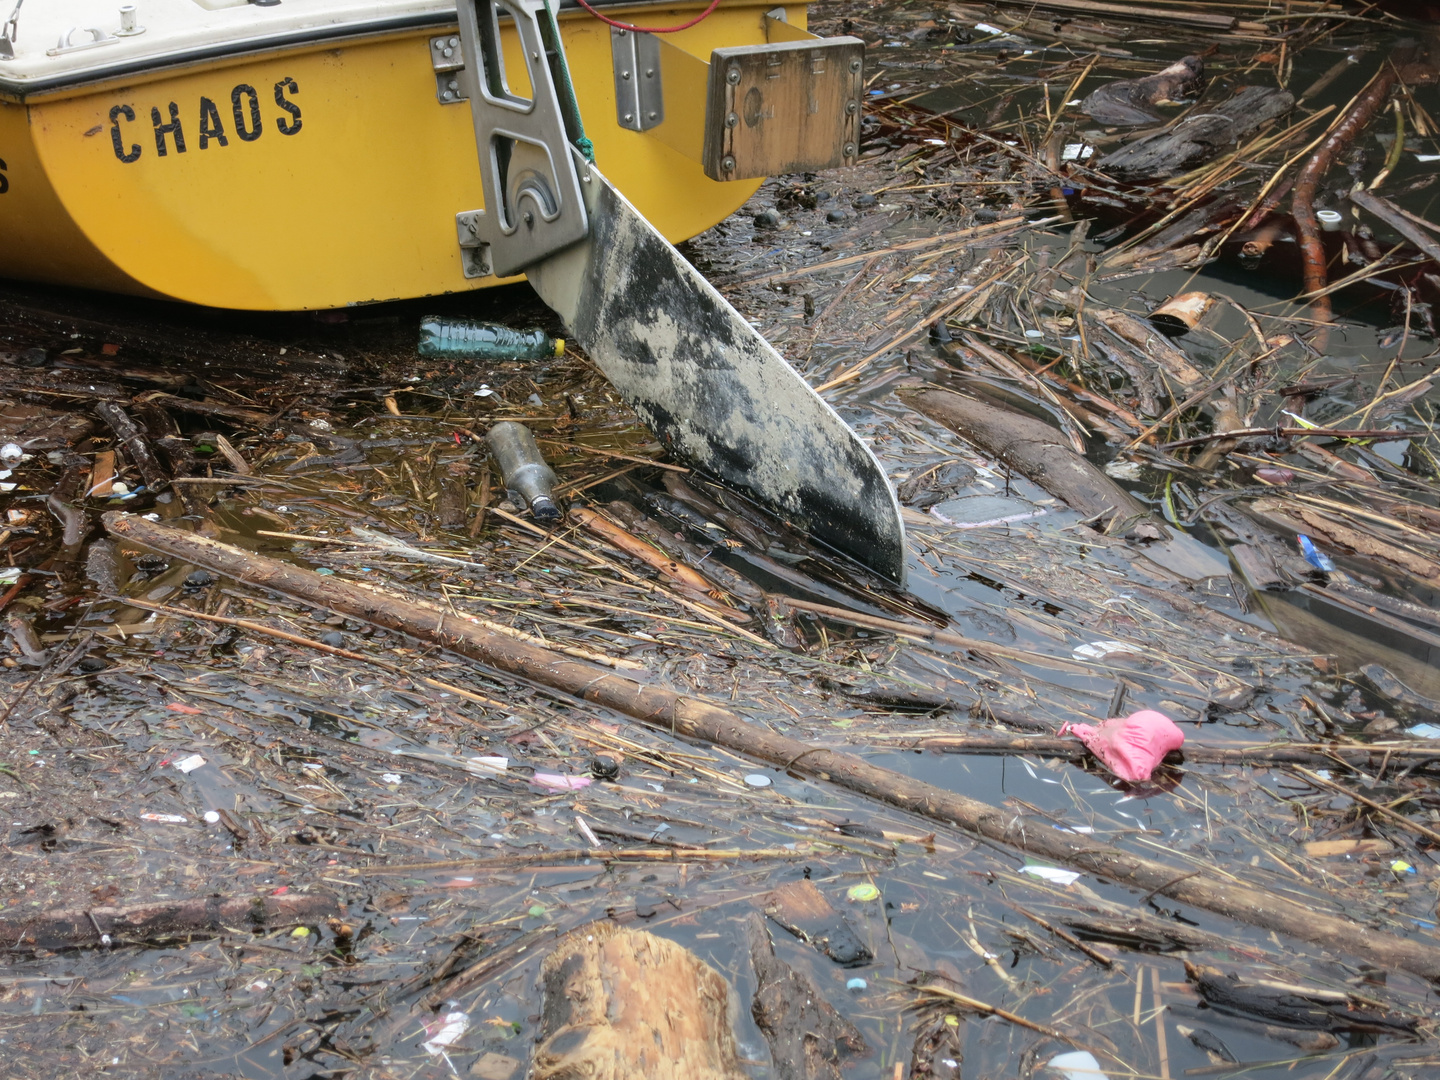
(418, 316), (564, 360)
(486, 421), (560, 521)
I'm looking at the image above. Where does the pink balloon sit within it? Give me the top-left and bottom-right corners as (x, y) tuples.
(1059, 710), (1185, 783)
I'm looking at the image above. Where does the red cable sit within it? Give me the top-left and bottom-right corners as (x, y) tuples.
(572, 0), (720, 34)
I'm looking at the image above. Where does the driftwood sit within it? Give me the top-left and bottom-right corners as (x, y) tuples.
(764, 880), (872, 967)
(871, 732), (1440, 768)
(94, 400), (171, 494)
(101, 512), (1440, 981)
(532, 925), (745, 1080)
(1183, 962), (1418, 1035)
(1098, 87), (1294, 181)
(1081, 56), (1205, 127)
(899, 388), (1161, 536)
(746, 914), (867, 1080)
(0, 892), (340, 950)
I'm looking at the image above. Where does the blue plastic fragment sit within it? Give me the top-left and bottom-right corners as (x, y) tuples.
(846, 978), (868, 991)
(1297, 534), (1335, 572)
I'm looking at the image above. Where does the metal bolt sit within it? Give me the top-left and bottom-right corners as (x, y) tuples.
(442, 89), (454, 101)
(617, 28), (627, 36)
(450, 36), (458, 47)
(531, 51), (539, 61)
(523, 211), (535, 227)
(623, 112), (634, 123)
(647, 110), (657, 121)
(622, 70), (631, 80)
(726, 68), (741, 84)
(644, 68), (654, 77)
(845, 100), (858, 114)
(843, 142), (856, 156)
(725, 112), (738, 127)
(849, 59), (861, 72)
(448, 79), (458, 91)
(442, 46), (453, 58)
(721, 155), (736, 171)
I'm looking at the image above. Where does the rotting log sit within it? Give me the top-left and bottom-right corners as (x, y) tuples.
(100, 512), (1440, 981)
(94, 401), (171, 494)
(0, 892), (340, 950)
(1097, 87), (1294, 180)
(764, 880), (872, 967)
(865, 732), (1440, 768)
(899, 388), (1162, 536)
(746, 913), (867, 1080)
(532, 924), (746, 1080)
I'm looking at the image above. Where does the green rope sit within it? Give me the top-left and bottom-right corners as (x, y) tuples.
(540, 0), (595, 163)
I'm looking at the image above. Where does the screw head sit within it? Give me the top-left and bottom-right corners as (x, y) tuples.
(647, 111), (657, 121)
(623, 112), (634, 123)
(721, 155), (736, 171)
(850, 59), (862, 72)
(845, 100), (858, 114)
(622, 70), (631, 79)
(726, 68), (741, 84)
(644, 68), (654, 77)
(843, 142), (856, 156)
(523, 210), (535, 227)
(726, 112), (738, 127)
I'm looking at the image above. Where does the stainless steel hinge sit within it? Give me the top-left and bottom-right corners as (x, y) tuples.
(430, 33), (468, 104)
(611, 27), (663, 131)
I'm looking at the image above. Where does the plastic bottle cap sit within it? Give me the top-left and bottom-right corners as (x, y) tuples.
(553, 338), (566, 357)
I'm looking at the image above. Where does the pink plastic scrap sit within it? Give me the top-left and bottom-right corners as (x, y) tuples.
(1059, 710), (1185, 783)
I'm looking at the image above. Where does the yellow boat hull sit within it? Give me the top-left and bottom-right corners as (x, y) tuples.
(0, 3), (793, 310)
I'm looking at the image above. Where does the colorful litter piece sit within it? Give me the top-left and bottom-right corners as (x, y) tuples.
(1060, 710), (1185, 783)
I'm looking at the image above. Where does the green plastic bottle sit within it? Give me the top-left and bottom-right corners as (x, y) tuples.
(418, 316), (565, 360)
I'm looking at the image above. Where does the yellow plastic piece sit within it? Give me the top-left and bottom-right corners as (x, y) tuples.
(0, 1), (807, 310)
(553, 338), (565, 357)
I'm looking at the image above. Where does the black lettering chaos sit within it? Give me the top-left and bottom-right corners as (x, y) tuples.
(109, 104), (141, 163)
(274, 78), (301, 135)
(108, 76), (301, 163)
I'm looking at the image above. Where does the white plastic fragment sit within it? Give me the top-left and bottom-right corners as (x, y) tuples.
(744, 774), (772, 788)
(1061, 143), (1094, 161)
(1046, 1050), (1106, 1079)
(465, 755), (509, 775)
(381, 772), (403, 784)
(974, 21), (1003, 33)
(1021, 866), (1081, 886)
(0, 443), (21, 466)
(421, 1011), (470, 1054)
(140, 813), (188, 824)
(1071, 640), (1136, 661)
(532, 772), (592, 791)
(172, 754), (206, 774)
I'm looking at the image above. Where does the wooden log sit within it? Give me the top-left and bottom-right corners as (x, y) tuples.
(867, 732), (1440, 768)
(1081, 56), (1205, 126)
(532, 924), (745, 1080)
(764, 880), (873, 967)
(899, 387), (1162, 535)
(99, 513), (1440, 981)
(746, 913), (867, 1080)
(1097, 87), (1294, 180)
(94, 400), (170, 493)
(0, 892), (340, 950)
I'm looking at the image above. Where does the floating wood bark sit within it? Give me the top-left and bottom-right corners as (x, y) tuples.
(101, 513), (1440, 981)
(746, 913), (867, 1080)
(899, 388), (1161, 535)
(94, 400), (170, 493)
(532, 925), (745, 1080)
(764, 880), (872, 967)
(0, 892), (340, 950)
(1098, 87), (1294, 180)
